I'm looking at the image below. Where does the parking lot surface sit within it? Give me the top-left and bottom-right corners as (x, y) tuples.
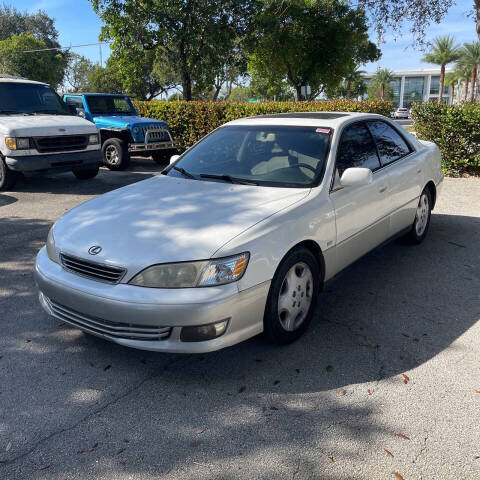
(1, 159), (479, 480)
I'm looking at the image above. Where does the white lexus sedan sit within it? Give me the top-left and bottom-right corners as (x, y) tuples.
(35, 112), (443, 353)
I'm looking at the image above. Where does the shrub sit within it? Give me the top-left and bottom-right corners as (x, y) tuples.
(411, 102), (480, 176)
(133, 99), (392, 150)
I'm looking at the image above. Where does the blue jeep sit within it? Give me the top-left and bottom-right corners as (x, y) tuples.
(63, 93), (177, 170)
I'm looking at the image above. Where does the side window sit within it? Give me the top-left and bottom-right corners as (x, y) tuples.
(65, 97), (84, 108)
(367, 121), (411, 165)
(336, 122), (381, 176)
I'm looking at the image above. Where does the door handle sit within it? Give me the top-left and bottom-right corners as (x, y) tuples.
(379, 186), (387, 193)
(417, 169), (422, 174)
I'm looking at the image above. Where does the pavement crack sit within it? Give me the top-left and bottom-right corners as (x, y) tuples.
(3, 354), (191, 467)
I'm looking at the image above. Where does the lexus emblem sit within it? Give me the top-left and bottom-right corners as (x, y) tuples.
(88, 245), (102, 255)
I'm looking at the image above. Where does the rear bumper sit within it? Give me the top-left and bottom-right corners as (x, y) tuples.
(5, 149), (102, 173)
(34, 247), (268, 353)
(128, 141), (177, 153)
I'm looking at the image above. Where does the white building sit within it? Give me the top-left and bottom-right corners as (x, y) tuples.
(362, 69), (452, 108)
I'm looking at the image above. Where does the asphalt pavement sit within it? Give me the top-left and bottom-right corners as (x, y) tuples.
(0, 158), (479, 480)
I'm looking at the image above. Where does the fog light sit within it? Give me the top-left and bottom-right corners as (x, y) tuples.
(180, 319), (229, 342)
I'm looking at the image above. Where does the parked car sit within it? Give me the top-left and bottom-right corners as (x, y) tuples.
(35, 112), (443, 353)
(0, 76), (101, 191)
(63, 93), (177, 170)
(392, 108), (410, 119)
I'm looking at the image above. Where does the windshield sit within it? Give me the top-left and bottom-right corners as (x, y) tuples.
(166, 125), (331, 188)
(86, 95), (136, 115)
(0, 82), (71, 115)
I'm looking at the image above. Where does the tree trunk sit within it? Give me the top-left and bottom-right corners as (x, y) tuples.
(438, 64), (445, 104)
(181, 71), (192, 101)
(346, 80), (351, 98)
(381, 82), (385, 100)
(475, 0), (480, 41)
(470, 67), (477, 102)
(464, 77), (469, 102)
(295, 85), (302, 101)
(451, 84), (455, 104)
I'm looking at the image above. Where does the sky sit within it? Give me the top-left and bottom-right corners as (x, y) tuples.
(13, 0), (479, 73)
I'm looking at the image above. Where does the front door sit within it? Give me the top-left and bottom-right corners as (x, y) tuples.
(330, 121), (391, 274)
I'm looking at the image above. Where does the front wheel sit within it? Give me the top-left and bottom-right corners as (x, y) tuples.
(102, 138), (130, 171)
(73, 165), (99, 180)
(0, 158), (19, 191)
(403, 188), (432, 244)
(263, 248), (321, 345)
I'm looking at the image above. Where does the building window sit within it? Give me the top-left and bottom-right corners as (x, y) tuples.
(430, 76), (449, 96)
(403, 77), (424, 108)
(389, 77), (401, 107)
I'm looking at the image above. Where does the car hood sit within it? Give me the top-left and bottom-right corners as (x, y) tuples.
(54, 175), (310, 280)
(0, 114), (98, 137)
(92, 115), (168, 130)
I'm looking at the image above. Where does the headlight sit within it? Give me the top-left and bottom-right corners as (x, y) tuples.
(46, 227), (59, 264)
(5, 137), (30, 150)
(88, 134), (99, 145)
(128, 253), (249, 288)
(132, 126), (140, 134)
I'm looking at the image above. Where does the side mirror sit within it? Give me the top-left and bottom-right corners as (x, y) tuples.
(76, 108), (86, 118)
(169, 154), (180, 164)
(340, 167), (373, 187)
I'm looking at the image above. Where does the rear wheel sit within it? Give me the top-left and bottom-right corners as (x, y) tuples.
(102, 138), (130, 171)
(263, 248), (320, 345)
(73, 165), (99, 180)
(403, 188), (432, 244)
(0, 158), (19, 191)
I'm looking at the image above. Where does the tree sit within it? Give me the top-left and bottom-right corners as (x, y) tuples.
(422, 35), (461, 104)
(0, 33), (67, 88)
(444, 71), (460, 104)
(64, 54), (96, 92)
(91, 0), (257, 100)
(248, 0), (380, 101)
(88, 59), (123, 94)
(0, 5), (68, 87)
(456, 42), (480, 102)
(367, 68), (393, 100)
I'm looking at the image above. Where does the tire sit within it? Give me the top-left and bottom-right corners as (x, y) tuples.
(0, 157), (19, 191)
(152, 149), (177, 165)
(73, 165), (99, 180)
(403, 188), (432, 244)
(263, 247), (321, 345)
(102, 138), (130, 171)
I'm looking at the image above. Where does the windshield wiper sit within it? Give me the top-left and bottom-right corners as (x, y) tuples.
(172, 166), (196, 179)
(199, 173), (258, 185)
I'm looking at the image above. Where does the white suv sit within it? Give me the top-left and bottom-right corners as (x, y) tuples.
(0, 76), (102, 190)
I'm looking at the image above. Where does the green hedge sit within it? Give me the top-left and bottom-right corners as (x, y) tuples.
(411, 102), (480, 176)
(133, 99), (392, 150)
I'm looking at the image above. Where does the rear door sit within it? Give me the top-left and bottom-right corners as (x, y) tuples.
(366, 120), (422, 235)
(330, 121), (391, 273)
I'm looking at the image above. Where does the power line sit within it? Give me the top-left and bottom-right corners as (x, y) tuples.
(21, 41), (111, 53)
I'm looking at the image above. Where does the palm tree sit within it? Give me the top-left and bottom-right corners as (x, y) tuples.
(372, 68), (393, 100)
(343, 66), (365, 98)
(444, 71), (460, 104)
(456, 42), (480, 102)
(422, 35), (461, 103)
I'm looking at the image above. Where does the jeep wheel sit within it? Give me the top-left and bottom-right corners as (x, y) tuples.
(0, 158), (19, 191)
(73, 165), (100, 180)
(152, 149), (176, 165)
(102, 138), (130, 171)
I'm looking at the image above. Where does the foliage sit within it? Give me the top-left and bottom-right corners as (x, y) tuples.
(367, 68), (393, 101)
(248, 0), (380, 100)
(456, 42), (480, 102)
(326, 65), (366, 99)
(63, 53), (96, 93)
(134, 99), (392, 149)
(411, 102), (480, 176)
(0, 33), (67, 88)
(0, 5), (67, 87)
(91, 0), (257, 100)
(87, 58), (123, 94)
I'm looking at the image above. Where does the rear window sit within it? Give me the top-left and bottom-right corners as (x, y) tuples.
(367, 121), (411, 165)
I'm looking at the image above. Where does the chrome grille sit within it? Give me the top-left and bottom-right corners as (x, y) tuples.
(34, 135), (88, 153)
(46, 297), (172, 341)
(142, 125), (170, 142)
(60, 253), (126, 284)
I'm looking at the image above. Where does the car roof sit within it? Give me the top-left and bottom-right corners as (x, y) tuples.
(225, 111), (386, 128)
(0, 75), (48, 86)
(65, 93), (127, 97)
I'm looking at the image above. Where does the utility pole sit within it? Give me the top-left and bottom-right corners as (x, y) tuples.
(99, 43), (103, 67)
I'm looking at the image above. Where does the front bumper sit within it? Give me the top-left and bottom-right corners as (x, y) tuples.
(128, 141), (177, 153)
(5, 149), (102, 173)
(34, 248), (269, 353)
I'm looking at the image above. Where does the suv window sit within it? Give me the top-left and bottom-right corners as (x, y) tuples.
(335, 122), (381, 176)
(367, 121), (411, 165)
(65, 97), (84, 108)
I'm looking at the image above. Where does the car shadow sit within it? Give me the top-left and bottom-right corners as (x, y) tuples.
(0, 210), (478, 478)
